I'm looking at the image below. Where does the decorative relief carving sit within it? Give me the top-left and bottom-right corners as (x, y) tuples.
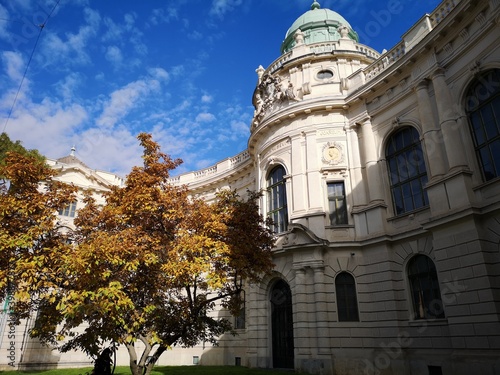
(476, 12), (486, 26)
(322, 169), (348, 178)
(443, 42), (453, 54)
(321, 141), (345, 165)
(253, 73), (302, 125)
(261, 139), (292, 161)
(294, 29), (304, 45)
(469, 60), (481, 76)
(459, 28), (469, 41)
(270, 139), (291, 153)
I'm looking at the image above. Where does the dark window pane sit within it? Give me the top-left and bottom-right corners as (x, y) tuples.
(267, 166), (288, 233)
(336, 272), (359, 322)
(467, 69), (500, 181)
(479, 147), (495, 181)
(413, 148), (426, 175)
(470, 111), (486, 145)
(490, 140), (500, 178)
(408, 255), (444, 319)
(393, 187), (404, 215)
(410, 179), (424, 208)
(386, 127), (429, 215)
(492, 96), (500, 128)
(481, 106), (498, 140)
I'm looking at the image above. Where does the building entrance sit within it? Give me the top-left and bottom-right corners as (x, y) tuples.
(270, 279), (294, 369)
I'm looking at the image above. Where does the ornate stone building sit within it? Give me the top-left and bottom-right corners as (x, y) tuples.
(1, 0), (500, 374)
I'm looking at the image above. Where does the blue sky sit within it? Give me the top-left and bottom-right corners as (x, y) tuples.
(0, 0), (442, 177)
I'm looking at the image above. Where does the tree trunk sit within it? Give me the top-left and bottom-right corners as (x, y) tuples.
(143, 345), (167, 375)
(125, 339), (168, 375)
(125, 342), (143, 375)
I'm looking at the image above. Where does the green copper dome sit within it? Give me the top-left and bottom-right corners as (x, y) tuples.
(281, 1), (359, 54)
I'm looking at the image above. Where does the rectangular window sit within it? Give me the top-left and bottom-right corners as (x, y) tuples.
(267, 166), (288, 233)
(327, 182), (347, 225)
(59, 201), (77, 217)
(234, 306), (245, 330)
(234, 291), (245, 329)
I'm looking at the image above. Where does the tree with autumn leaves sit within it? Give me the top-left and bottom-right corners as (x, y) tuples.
(1, 133), (275, 375)
(0, 133), (77, 322)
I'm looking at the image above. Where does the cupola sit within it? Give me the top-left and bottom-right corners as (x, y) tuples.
(281, 1), (359, 54)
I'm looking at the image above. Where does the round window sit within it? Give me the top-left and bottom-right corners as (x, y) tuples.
(317, 70), (334, 80)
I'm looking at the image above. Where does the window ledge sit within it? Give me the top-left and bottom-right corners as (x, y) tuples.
(407, 318), (448, 326)
(473, 175), (500, 191)
(387, 205), (429, 221)
(326, 224), (354, 229)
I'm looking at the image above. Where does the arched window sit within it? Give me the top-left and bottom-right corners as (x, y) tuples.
(386, 127), (429, 215)
(335, 272), (359, 322)
(465, 69), (500, 181)
(407, 254), (444, 320)
(267, 166), (288, 233)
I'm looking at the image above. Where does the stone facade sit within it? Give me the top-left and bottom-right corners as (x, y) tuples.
(1, 0), (500, 374)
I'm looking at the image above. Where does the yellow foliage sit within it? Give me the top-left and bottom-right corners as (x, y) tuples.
(1, 134), (275, 365)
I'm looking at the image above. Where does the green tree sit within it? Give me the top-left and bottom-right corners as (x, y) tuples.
(32, 133), (275, 375)
(0, 132), (44, 174)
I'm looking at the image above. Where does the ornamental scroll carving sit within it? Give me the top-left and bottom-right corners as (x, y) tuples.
(253, 73), (301, 125)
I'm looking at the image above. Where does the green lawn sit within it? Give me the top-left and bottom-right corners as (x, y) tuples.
(0, 365), (293, 375)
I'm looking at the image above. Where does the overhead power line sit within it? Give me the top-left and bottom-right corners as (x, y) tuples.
(2, 0), (61, 133)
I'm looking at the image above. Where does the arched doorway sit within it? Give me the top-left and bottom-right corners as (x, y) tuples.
(270, 279), (294, 369)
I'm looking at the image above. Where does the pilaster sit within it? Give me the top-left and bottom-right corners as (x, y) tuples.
(346, 124), (368, 208)
(293, 267), (311, 356)
(313, 265), (331, 355)
(358, 117), (384, 203)
(430, 68), (468, 171)
(414, 79), (447, 179)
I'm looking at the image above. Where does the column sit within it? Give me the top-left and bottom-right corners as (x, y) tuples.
(359, 117), (384, 202)
(430, 67), (468, 171)
(414, 79), (447, 178)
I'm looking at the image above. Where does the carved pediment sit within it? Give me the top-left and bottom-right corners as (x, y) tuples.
(276, 223), (326, 248)
(53, 164), (115, 191)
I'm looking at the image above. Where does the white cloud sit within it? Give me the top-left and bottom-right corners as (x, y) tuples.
(149, 7), (178, 25)
(102, 17), (124, 42)
(2, 99), (88, 159)
(0, 5), (9, 40)
(230, 119), (249, 137)
(196, 112), (215, 122)
(2, 51), (24, 82)
(201, 94), (213, 103)
(123, 12), (137, 31)
(209, 0), (243, 18)
(105, 45), (123, 65)
(148, 67), (169, 81)
(188, 31), (203, 41)
(40, 7), (101, 66)
(55, 72), (83, 102)
(97, 78), (161, 128)
(73, 126), (142, 176)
